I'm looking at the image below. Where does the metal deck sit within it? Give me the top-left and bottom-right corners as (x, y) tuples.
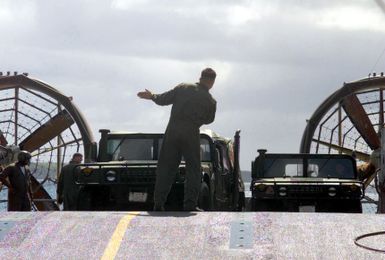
(0, 211), (384, 259)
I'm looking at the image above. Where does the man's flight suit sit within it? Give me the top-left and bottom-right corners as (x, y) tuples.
(152, 83), (216, 210)
(57, 160), (81, 210)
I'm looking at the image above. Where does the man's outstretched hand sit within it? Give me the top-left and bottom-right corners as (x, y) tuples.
(137, 89), (154, 100)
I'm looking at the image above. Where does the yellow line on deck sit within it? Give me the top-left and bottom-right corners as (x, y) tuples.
(101, 212), (139, 260)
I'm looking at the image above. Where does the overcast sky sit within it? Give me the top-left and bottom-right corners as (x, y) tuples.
(2, 0), (385, 169)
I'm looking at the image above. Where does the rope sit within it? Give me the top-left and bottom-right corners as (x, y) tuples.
(371, 0), (385, 73)
(354, 231), (385, 253)
(369, 46), (385, 74)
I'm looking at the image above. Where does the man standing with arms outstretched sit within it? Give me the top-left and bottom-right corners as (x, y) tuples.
(138, 68), (217, 211)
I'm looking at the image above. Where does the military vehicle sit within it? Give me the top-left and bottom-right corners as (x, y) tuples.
(75, 129), (245, 211)
(250, 150), (364, 213)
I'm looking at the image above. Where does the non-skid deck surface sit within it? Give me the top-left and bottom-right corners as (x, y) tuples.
(0, 211), (384, 259)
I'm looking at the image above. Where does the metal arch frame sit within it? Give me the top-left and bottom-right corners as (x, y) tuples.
(300, 76), (385, 153)
(0, 74), (96, 161)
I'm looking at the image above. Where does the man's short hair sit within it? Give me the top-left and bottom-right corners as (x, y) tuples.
(201, 68), (216, 80)
(72, 152), (83, 158)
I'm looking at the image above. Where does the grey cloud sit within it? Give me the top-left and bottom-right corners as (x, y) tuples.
(2, 0), (383, 66)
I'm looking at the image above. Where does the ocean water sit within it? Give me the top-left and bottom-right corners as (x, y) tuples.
(0, 180), (380, 213)
(361, 185), (379, 214)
